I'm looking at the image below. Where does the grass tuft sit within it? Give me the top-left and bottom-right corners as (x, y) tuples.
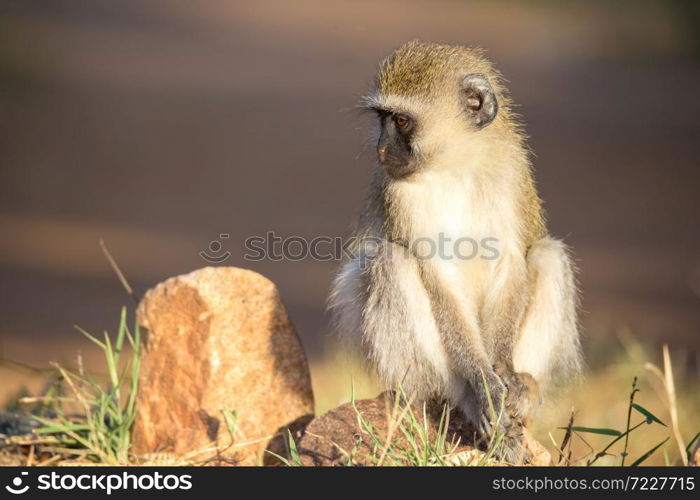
(25, 307), (140, 464)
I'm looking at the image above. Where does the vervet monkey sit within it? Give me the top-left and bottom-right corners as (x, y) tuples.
(329, 41), (582, 462)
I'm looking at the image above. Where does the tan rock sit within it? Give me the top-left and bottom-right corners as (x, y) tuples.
(131, 267), (314, 465)
(523, 428), (552, 466)
(297, 391), (550, 466)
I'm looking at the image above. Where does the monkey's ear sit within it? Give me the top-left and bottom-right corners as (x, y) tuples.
(460, 73), (498, 129)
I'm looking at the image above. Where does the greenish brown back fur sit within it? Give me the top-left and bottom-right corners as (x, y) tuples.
(377, 41), (492, 98)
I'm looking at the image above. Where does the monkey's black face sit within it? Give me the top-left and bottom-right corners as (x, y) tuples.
(375, 110), (418, 179)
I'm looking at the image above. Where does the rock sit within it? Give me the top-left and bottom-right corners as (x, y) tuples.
(131, 267), (314, 465)
(297, 391), (550, 466)
(523, 429), (552, 466)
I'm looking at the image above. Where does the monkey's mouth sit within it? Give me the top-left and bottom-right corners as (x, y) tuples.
(384, 163), (419, 179)
(379, 156), (419, 179)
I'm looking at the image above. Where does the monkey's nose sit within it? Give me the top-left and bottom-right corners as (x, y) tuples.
(377, 145), (388, 162)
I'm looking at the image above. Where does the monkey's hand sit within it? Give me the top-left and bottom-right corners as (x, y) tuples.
(494, 361), (540, 422)
(473, 370), (508, 436)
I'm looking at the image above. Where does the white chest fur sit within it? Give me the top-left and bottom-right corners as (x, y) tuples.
(390, 167), (521, 306)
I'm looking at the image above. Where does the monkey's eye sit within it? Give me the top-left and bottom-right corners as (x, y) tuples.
(393, 114), (411, 130)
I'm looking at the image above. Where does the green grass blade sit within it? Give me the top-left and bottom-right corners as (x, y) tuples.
(75, 325), (106, 349)
(222, 408), (238, 444)
(265, 449), (291, 466)
(35, 422), (91, 434)
(287, 430), (301, 466)
(103, 332), (120, 393)
(115, 307), (127, 355)
(631, 404), (666, 427)
(561, 426), (622, 436)
(630, 437), (670, 466)
(685, 431), (700, 457)
(32, 416), (95, 452)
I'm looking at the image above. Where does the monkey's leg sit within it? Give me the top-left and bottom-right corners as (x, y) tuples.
(331, 241), (452, 399)
(513, 237), (581, 396)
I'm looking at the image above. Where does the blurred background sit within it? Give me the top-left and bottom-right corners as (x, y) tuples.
(1, 1), (699, 459)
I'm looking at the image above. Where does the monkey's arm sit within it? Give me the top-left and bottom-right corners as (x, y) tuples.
(480, 255), (536, 419)
(419, 261), (509, 434)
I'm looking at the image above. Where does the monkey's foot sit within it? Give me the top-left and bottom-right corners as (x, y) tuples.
(493, 363), (540, 421)
(496, 422), (532, 465)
